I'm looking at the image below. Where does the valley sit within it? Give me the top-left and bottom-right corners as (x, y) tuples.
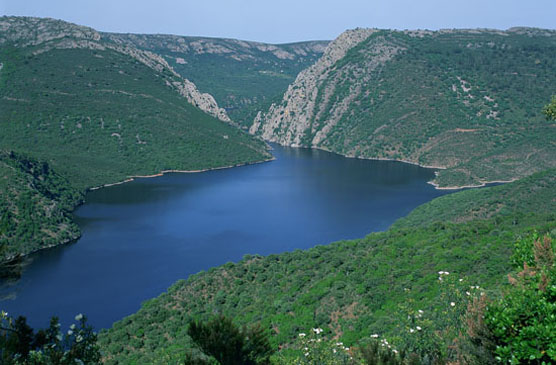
(0, 15), (554, 365)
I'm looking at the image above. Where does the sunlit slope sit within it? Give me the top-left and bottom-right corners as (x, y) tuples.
(252, 28), (556, 188)
(98, 171), (555, 363)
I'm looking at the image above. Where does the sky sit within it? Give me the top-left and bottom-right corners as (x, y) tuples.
(1, 0), (555, 44)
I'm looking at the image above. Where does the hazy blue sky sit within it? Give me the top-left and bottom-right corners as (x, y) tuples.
(1, 0), (555, 43)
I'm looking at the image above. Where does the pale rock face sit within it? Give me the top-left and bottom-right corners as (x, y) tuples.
(171, 80), (231, 122)
(0, 16), (231, 123)
(249, 28), (381, 146)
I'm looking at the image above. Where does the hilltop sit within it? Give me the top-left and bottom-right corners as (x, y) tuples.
(0, 16), (270, 260)
(250, 28), (556, 188)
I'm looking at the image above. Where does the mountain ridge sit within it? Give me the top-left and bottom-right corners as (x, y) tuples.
(104, 31), (329, 126)
(250, 27), (556, 188)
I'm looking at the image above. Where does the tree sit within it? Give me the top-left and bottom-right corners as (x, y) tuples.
(464, 234), (556, 364)
(0, 312), (100, 364)
(186, 315), (273, 365)
(542, 95), (556, 121)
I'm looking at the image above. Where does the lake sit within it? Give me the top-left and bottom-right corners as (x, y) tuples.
(0, 145), (450, 330)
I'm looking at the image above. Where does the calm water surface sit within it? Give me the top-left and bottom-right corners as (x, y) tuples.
(0, 145), (450, 329)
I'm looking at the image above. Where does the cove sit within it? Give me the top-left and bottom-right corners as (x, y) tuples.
(0, 145), (451, 330)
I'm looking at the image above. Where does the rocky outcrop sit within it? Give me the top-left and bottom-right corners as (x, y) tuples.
(249, 28), (381, 145)
(0, 16), (230, 122)
(171, 79), (231, 122)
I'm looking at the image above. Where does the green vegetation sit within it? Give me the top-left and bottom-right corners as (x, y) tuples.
(0, 18), (271, 261)
(481, 235), (555, 364)
(2, 18), (555, 364)
(0, 151), (82, 259)
(98, 170), (555, 363)
(106, 33), (328, 127)
(186, 315), (273, 364)
(393, 169), (556, 228)
(0, 311), (100, 364)
(258, 29), (556, 187)
(543, 95), (556, 120)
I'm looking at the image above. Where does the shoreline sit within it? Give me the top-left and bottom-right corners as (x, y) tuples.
(89, 156), (275, 191)
(1, 157), (275, 266)
(427, 178), (518, 190)
(279, 143), (516, 190)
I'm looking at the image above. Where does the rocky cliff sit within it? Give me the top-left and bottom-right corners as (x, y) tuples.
(251, 27), (556, 187)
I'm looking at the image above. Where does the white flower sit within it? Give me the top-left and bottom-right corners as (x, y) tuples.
(70, 324), (76, 330)
(418, 310), (424, 314)
(416, 326), (422, 331)
(371, 334), (379, 338)
(439, 277), (443, 281)
(344, 347), (349, 351)
(298, 333), (306, 338)
(312, 327), (323, 334)
(459, 278), (463, 282)
(76, 335), (83, 343)
(336, 342), (343, 346)
(75, 314), (83, 321)
(304, 352), (309, 357)
(304, 347), (308, 351)
(333, 349), (337, 353)
(67, 330), (73, 336)
(393, 349), (398, 354)
(409, 328), (415, 333)
(450, 302), (456, 307)
(466, 291), (471, 296)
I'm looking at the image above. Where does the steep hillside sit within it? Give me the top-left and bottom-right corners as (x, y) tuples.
(105, 33), (328, 127)
(0, 151), (83, 259)
(0, 17), (271, 260)
(251, 28), (556, 188)
(98, 170), (555, 363)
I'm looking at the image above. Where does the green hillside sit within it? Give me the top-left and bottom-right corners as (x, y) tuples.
(393, 169), (556, 228)
(98, 170), (555, 364)
(252, 28), (556, 188)
(105, 33), (328, 127)
(0, 151), (82, 259)
(0, 17), (270, 261)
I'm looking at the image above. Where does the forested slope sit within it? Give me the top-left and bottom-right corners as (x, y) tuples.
(0, 17), (270, 260)
(98, 170), (555, 363)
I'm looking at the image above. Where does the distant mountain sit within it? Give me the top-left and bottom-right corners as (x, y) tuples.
(104, 32), (329, 127)
(0, 17), (270, 260)
(251, 28), (556, 188)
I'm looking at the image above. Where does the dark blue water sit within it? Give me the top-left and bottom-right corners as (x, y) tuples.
(0, 145), (449, 330)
